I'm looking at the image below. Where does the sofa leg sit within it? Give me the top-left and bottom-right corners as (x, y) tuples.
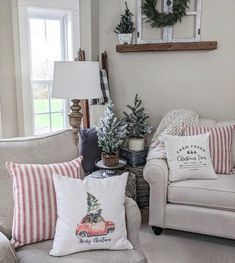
(152, 226), (163, 235)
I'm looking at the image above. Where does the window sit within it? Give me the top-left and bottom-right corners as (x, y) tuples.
(28, 10), (71, 134)
(12, 0), (80, 136)
(137, 0), (202, 44)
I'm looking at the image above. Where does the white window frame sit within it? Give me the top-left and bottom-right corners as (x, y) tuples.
(137, 0), (202, 44)
(28, 10), (70, 134)
(11, 0), (80, 136)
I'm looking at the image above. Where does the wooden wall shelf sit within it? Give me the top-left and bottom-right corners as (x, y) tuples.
(116, 41), (218, 53)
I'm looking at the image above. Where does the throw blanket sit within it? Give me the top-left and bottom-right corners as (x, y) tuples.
(91, 70), (110, 105)
(89, 69), (111, 127)
(147, 109), (199, 160)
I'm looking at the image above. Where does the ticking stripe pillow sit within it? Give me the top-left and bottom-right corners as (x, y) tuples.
(184, 126), (235, 174)
(6, 157), (83, 248)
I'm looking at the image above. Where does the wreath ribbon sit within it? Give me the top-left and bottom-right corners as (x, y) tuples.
(142, 0), (190, 28)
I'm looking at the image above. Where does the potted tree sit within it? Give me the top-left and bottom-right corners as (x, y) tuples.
(97, 101), (127, 167)
(123, 94), (152, 151)
(114, 1), (135, 45)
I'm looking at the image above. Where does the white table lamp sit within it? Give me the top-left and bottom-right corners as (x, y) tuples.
(53, 61), (102, 144)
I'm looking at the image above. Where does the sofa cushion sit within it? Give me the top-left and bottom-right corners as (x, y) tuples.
(0, 130), (79, 239)
(6, 157), (83, 248)
(16, 239), (144, 263)
(79, 128), (102, 173)
(199, 119), (235, 167)
(163, 134), (217, 182)
(50, 173), (132, 256)
(184, 125), (235, 174)
(168, 174), (235, 211)
(216, 121), (235, 168)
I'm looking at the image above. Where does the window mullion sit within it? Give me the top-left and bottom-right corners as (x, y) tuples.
(61, 16), (68, 61)
(48, 82), (53, 132)
(163, 0), (173, 42)
(32, 80), (52, 84)
(60, 16), (69, 128)
(163, 0), (169, 42)
(195, 0), (202, 41)
(35, 111), (63, 115)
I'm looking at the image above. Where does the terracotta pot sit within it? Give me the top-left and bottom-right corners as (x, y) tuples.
(102, 152), (119, 167)
(128, 138), (145, 151)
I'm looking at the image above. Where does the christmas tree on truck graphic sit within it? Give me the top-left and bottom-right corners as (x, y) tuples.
(75, 192), (115, 237)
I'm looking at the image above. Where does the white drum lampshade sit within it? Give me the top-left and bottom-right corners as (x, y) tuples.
(53, 61), (102, 100)
(52, 61), (102, 144)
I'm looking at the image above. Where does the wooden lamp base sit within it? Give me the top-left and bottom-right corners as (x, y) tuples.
(68, 99), (83, 145)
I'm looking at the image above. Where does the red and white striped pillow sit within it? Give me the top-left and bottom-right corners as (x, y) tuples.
(184, 126), (235, 174)
(6, 156), (83, 248)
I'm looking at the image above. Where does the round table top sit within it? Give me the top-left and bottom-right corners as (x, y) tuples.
(95, 159), (127, 170)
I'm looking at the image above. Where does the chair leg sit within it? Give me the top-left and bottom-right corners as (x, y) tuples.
(152, 226), (163, 235)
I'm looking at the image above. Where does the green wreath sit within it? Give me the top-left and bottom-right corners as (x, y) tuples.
(142, 0), (190, 28)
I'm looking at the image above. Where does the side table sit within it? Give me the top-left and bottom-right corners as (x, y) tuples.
(124, 165), (149, 208)
(87, 170), (137, 201)
(95, 159), (127, 176)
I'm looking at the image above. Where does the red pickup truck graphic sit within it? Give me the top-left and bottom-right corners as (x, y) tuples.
(75, 215), (115, 237)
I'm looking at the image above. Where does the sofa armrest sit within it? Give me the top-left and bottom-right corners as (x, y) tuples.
(144, 159), (169, 228)
(0, 232), (17, 263)
(125, 197), (141, 249)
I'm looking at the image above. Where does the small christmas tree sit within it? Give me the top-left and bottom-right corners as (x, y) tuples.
(123, 94), (151, 139)
(87, 192), (102, 216)
(87, 192), (102, 223)
(114, 2), (135, 34)
(97, 101), (127, 154)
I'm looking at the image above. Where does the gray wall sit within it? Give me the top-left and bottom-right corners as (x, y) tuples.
(1, 0), (235, 137)
(98, 0), (235, 130)
(0, 0), (18, 137)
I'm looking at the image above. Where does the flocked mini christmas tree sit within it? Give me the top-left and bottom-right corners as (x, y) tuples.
(123, 94), (151, 139)
(97, 101), (127, 155)
(114, 1), (135, 34)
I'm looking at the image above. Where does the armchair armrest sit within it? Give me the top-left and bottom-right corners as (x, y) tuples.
(125, 197), (141, 249)
(125, 198), (148, 263)
(144, 159), (169, 227)
(0, 232), (17, 263)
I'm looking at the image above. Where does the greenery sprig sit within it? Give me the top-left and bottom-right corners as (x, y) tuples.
(114, 1), (135, 34)
(142, 0), (189, 28)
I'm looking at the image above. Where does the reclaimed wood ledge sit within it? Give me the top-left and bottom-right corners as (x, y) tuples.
(116, 41), (218, 53)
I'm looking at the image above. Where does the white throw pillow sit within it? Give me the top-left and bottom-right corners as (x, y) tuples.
(50, 173), (133, 257)
(163, 134), (217, 182)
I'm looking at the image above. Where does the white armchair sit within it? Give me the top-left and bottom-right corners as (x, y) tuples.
(144, 118), (235, 239)
(0, 130), (147, 263)
(143, 159), (168, 235)
(0, 232), (16, 263)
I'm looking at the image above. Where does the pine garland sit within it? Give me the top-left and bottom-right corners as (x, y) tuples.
(97, 101), (127, 154)
(142, 0), (189, 28)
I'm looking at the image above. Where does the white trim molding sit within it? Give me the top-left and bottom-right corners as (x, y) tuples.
(17, 0), (80, 10)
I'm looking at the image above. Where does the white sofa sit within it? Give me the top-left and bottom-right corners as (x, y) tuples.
(144, 118), (235, 239)
(0, 130), (147, 263)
